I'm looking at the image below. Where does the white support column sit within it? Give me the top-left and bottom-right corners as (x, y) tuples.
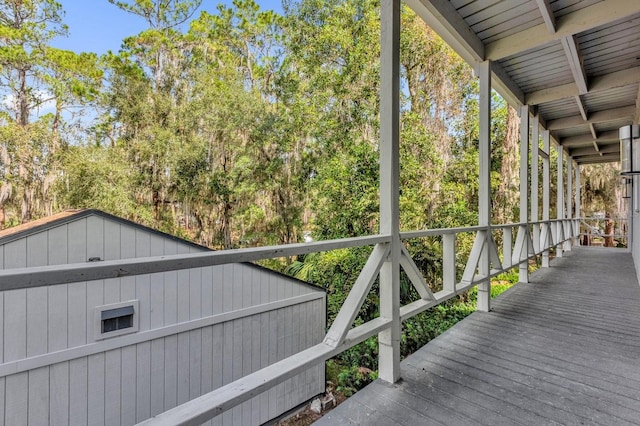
(542, 130), (551, 267)
(503, 228), (512, 269)
(557, 146), (565, 258)
(531, 116), (540, 254)
(575, 164), (581, 245)
(565, 158), (573, 251)
(378, 0), (401, 384)
(443, 234), (456, 293)
(477, 60), (491, 312)
(629, 177), (633, 253)
(519, 105), (530, 283)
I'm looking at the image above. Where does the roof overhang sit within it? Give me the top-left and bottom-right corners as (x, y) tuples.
(407, 0), (640, 166)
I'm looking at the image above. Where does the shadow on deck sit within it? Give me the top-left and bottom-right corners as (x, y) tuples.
(314, 247), (640, 425)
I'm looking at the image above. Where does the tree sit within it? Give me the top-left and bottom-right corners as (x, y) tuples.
(582, 163), (622, 218)
(0, 0), (101, 224)
(100, 0), (202, 226)
(108, 0), (202, 87)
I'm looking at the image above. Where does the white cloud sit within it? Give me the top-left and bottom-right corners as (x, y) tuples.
(1, 90), (56, 118)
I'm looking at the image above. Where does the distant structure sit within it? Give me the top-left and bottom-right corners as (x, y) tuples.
(0, 209), (325, 425)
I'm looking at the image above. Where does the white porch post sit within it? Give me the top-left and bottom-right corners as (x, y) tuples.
(542, 130), (551, 267)
(565, 158), (573, 251)
(629, 177), (633, 253)
(575, 164), (581, 245)
(531, 116), (540, 254)
(477, 60), (491, 312)
(519, 105), (530, 283)
(557, 146), (565, 257)
(378, 0), (401, 384)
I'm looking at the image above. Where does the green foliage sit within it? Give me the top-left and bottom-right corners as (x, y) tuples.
(0, 0), (102, 224)
(327, 360), (378, 397)
(58, 145), (144, 221)
(401, 301), (475, 355)
(467, 275), (516, 303)
(108, 0), (203, 29)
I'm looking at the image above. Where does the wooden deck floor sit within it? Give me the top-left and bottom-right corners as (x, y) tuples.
(314, 247), (640, 425)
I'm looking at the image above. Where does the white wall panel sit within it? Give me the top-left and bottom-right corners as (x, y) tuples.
(104, 349), (121, 426)
(163, 334), (178, 411)
(4, 239), (26, 269)
(176, 332), (190, 405)
(135, 341), (151, 423)
(49, 362), (69, 425)
(120, 346), (136, 425)
(87, 353), (105, 426)
(28, 367), (50, 424)
(150, 338), (165, 417)
(5, 373), (27, 425)
(69, 357), (87, 426)
(189, 329), (202, 400)
(26, 287), (47, 357)
(26, 232), (47, 266)
(66, 219), (87, 263)
(5, 290), (26, 362)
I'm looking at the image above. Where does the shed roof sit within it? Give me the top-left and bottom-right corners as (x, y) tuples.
(0, 209), (207, 250)
(0, 209), (323, 292)
(409, 0), (640, 165)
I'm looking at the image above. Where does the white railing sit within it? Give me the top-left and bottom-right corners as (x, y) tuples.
(0, 218), (580, 425)
(579, 217), (629, 247)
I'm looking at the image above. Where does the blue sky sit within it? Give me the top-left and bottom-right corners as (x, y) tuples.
(53, 1), (284, 55)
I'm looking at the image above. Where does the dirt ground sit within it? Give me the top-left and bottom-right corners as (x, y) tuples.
(277, 392), (347, 425)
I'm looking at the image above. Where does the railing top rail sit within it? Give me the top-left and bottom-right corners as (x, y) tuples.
(400, 225), (485, 239)
(489, 221), (528, 229)
(0, 216), (588, 293)
(0, 234), (390, 291)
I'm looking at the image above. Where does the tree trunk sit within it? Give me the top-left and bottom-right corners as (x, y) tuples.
(495, 105), (520, 224)
(221, 201), (233, 249)
(604, 216), (615, 247)
(18, 68), (29, 126)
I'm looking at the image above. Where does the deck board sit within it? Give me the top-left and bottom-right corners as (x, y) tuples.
(314, 247), (640, 425)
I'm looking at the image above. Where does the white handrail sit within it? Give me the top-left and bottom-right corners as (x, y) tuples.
(0, 218), (580, 425)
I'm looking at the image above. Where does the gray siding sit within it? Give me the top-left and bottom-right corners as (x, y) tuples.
(0, 214), (325, 425)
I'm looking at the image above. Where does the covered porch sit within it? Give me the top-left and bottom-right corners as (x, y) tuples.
(316, 246), (640, 425)
(1, 0), (639, 425)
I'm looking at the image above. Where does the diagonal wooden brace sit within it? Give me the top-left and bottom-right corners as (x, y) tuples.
(399, 245), (435, 301)
(323, 243), (390, 348)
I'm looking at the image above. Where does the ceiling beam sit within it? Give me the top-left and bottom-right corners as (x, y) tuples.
(405, 0), (483, 64)
(526, 82), (577, 106)
(570, 144), (619, 157)
(577, 153), (620, 161)
(560, 130), (619, 146)
(561, 36), (588, 95)
(405, 0), (525, 107)
(589, 123), (597, 139)
(547, 105), (636, 130)
(575, 154), (620, 165)
(489, 61), (525, 106)
(526, 66), (640, 106)
(635, 85), (640, 125)
(535, 0), (556, 33)
(575, 96), (588, 120)
(486, 0), (640, 61)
